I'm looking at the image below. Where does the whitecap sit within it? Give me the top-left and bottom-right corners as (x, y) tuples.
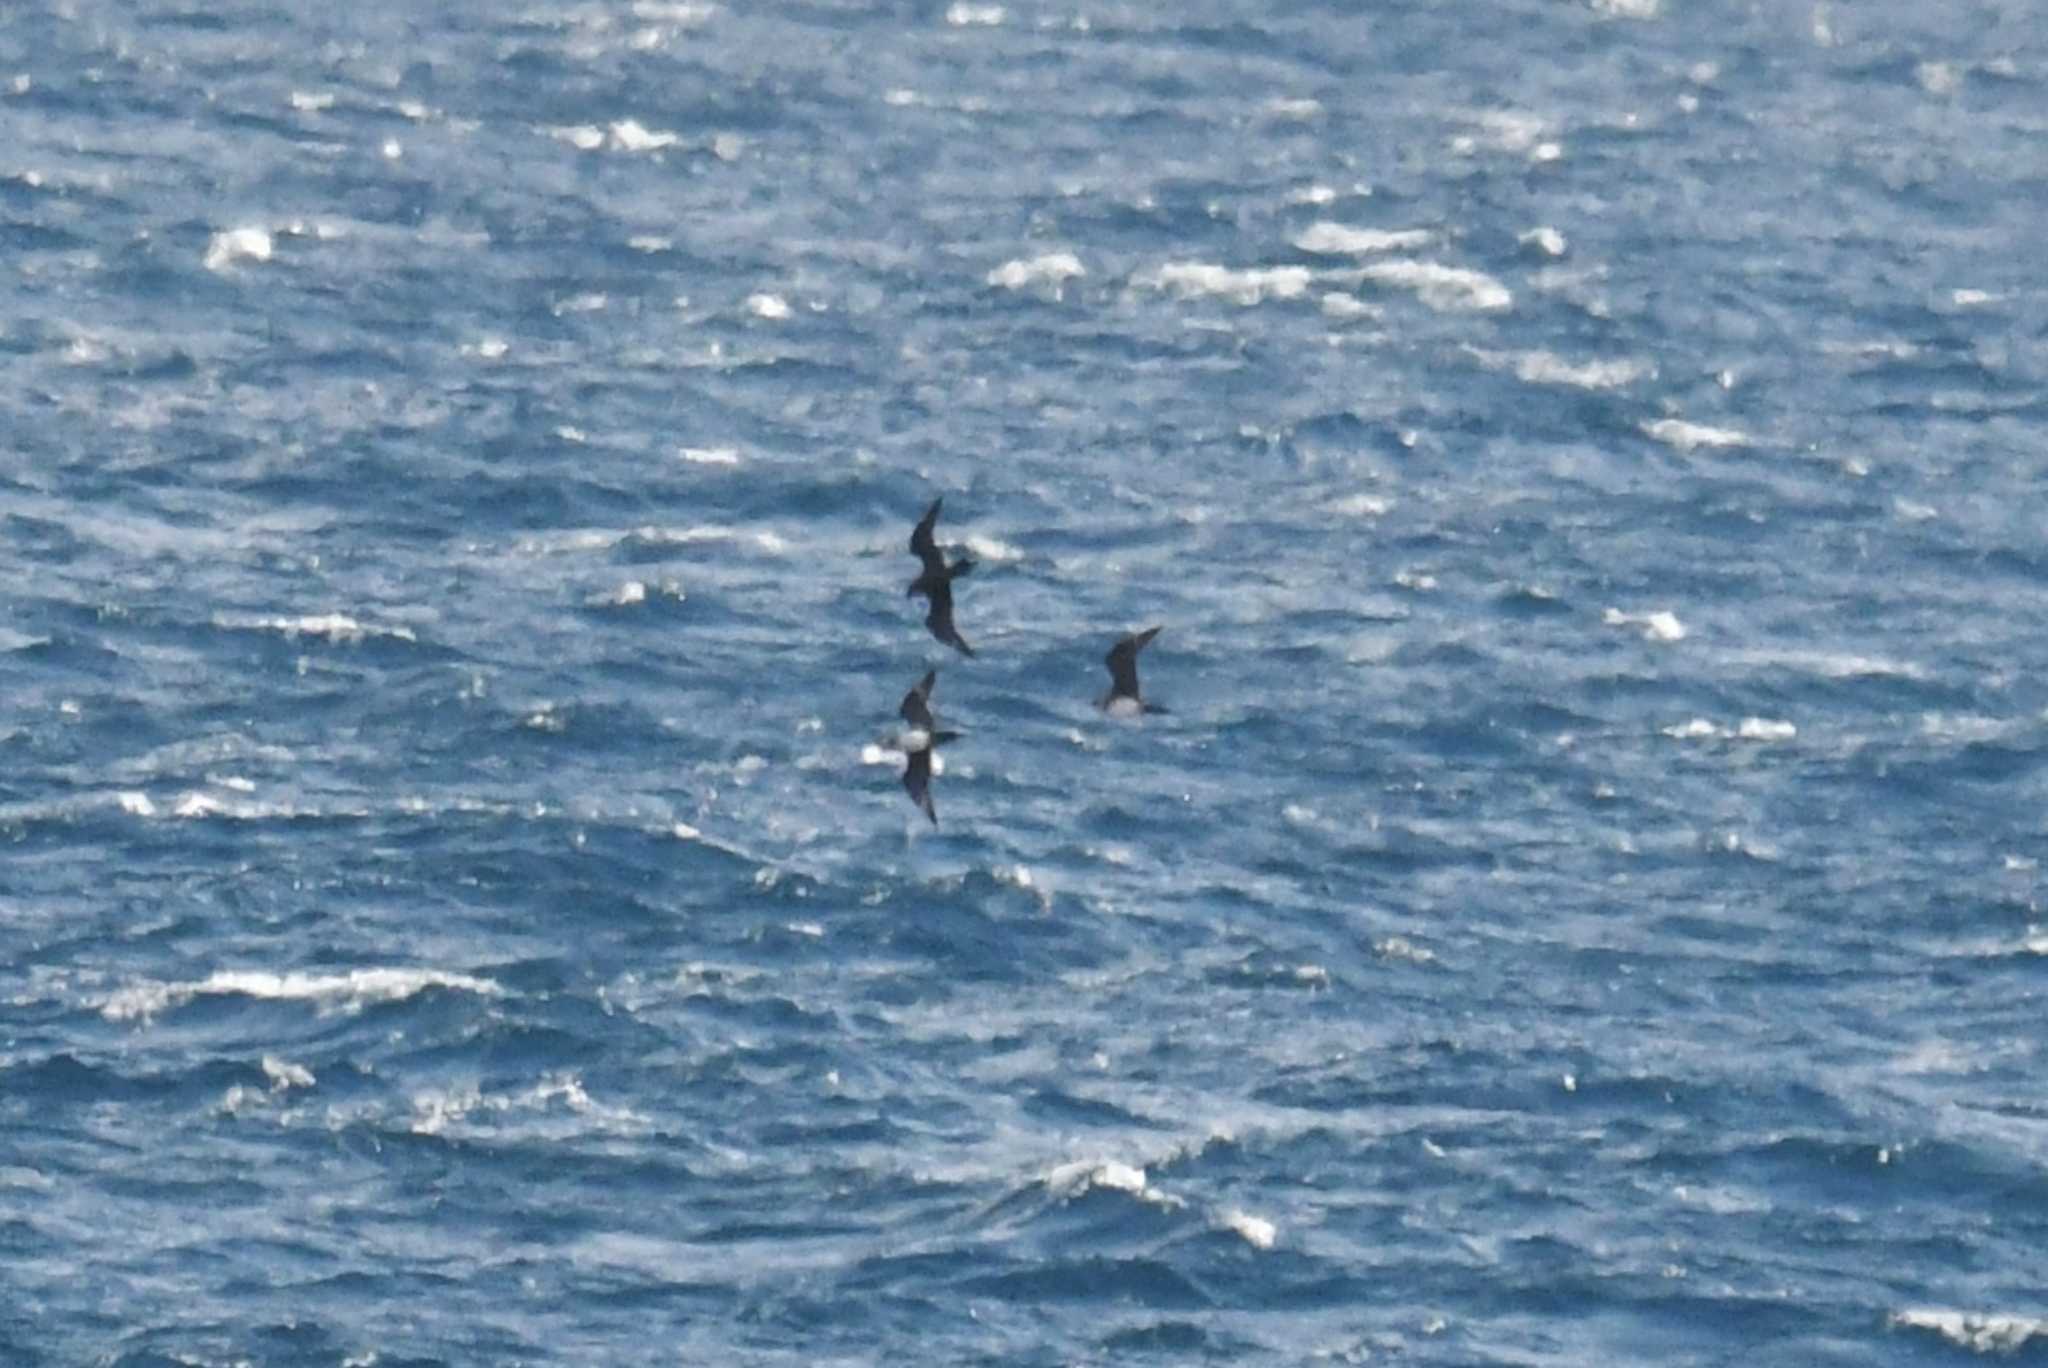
(1046, 1158), (1148, 1197)
(1375, 936), (1436, 964)
(678, 445), (740, 465)
(1672, 1183), (1768, 1215)
(263, 1056), (315, 1090)
(1359, 259), (1511, 311)
(1292, 222), (1430, 255)
(962, 534), (1023, 563)
(1331, 493), (1391, 518)
(1288, 183), (1338, 204)
(1450, 108), (1552, 155)
(1642, 418), (1748, 451)
(745, 292), (791, 320)
(214, 613), (417, 644)
(1916, 63), (1962, 97)
(1735, 717), (1795, 741)
(993, 863), (1052, 912)
(945, 2), (1004, 24)
(629, 524), (787, 555)
(101, 967), (504, 1022)
(992, 863), (1035, 890)
(1889, 1309), (2047, 1354)
(1140, 262), (1312, 305)
(632, 2), (718, 22)
(1469, 346), (1652, 389)
(1519, 226), (1568, 255)
(1732, 648), (1923, 681)
(1603, 607), (1686, 642)
(1219, 1208), (1277, 1249)
(410, 1082), (484, 1137)
(609, 119), (679, 151)
(172, 791), (224, 818)
(987, 252), (1085, 290)
(1264, 97), (1323, 121)
(203, 225), (273, 272)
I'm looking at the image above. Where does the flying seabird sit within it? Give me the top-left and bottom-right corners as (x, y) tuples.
(906, 497), (976, 657)
(898, 668), (961, 825)
(1100, 626), (1167, 717)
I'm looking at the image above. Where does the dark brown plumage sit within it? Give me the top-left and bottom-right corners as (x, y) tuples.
(1100, 625), (1166, 715)
(905, 498), (975, 657)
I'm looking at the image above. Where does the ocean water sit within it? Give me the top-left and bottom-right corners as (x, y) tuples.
(4, 0), (2047, 1362)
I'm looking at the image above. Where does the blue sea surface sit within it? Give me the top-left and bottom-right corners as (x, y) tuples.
(4, 0), (2047, 1363)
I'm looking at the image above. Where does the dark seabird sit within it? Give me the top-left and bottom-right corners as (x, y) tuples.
(898, 669), (961, 825)
(906, 497), (976, 657)
(1099, 625), (1167, 716)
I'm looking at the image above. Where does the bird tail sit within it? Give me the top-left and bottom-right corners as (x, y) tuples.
(947, 558), (976, 581)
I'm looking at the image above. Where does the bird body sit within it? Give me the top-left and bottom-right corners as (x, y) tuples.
(906, 498), (975, 657)
(897, 668), (959, 824)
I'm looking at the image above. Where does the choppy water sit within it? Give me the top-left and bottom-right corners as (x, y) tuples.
(5, 1), (2048, 1363)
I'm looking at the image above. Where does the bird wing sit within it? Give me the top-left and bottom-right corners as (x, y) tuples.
(903, 747), (937, 824)
(1105, 626), (1160, 698)
(909, 498), (945, 573)
(899, 669), (937, 728)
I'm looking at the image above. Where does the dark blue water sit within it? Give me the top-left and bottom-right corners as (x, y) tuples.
(4, 1), (2047, 1362)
